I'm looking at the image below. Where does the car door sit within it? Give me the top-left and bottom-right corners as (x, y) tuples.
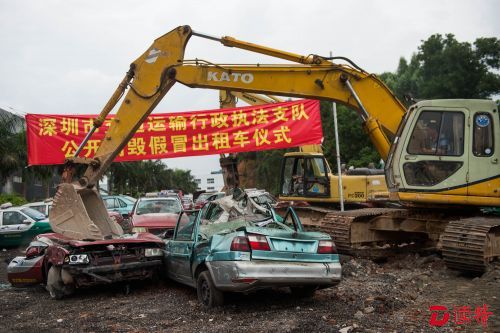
(0, 211), (33, 246)
(115, 198), (129, 216)
(165, 211), (198, 286)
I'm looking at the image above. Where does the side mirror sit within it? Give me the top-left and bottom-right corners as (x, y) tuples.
(23, 219), (32, 225)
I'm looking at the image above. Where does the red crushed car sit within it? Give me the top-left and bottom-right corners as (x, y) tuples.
(7, 232), (164, 299)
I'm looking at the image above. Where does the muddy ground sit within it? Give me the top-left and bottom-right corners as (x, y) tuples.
(0, 248), (498, 333)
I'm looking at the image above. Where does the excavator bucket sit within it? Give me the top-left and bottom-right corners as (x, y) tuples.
(49, 183), (123, 241)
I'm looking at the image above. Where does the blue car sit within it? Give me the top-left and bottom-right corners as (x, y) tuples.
(102, 195), (136, 218)
(164, 195), (341, 308)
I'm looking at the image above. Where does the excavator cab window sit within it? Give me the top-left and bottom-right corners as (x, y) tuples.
(280, 156), (330, 197)
(403, 110), (467, 187)
(473, 113), (494, 157)
(303, 157), (330, 197)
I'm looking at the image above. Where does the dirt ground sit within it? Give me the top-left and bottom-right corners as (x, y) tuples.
(1, 247), (498, 333)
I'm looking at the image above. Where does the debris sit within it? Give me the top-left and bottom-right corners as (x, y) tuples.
(339, 326), (353, 333)
(364, 306), (375, 314)
(354, 311), (364, 320)
(56, 319), (63, 323)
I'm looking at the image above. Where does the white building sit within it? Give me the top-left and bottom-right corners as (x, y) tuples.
(193, 170), (224, 192)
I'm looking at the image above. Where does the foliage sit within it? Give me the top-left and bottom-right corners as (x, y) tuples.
(251, 149), (292, 194)
(381, 34), (500, 102)
(0, 193), (28, 206)
(0, 114), (25, 184)
(109, 160), (197, 196)
(320, 102), (380, 170)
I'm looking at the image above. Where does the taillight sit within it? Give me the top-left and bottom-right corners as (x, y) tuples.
(230, 236), (250, 252)
(317, 240), (337, 254)
(248, 234), (271, 251)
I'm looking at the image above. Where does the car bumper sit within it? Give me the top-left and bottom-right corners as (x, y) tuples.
(7, 256), (45, 286)
(63, 259), (163, 285)
(206, 260), (341, 292)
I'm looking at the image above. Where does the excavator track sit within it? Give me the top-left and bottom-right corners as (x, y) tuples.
(320, 208), (418, 259)
(442, 217), (500, 272)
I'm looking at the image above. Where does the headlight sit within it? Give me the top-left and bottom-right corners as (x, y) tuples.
(145, 248), (163, 257)
(67, 254), (89, 265)
(132, 227), (147, 233)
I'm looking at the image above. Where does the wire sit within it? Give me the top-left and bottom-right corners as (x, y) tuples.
(319, 55), (368, 73)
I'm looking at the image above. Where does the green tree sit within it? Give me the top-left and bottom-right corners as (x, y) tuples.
(0, 114), (25, 184)
(319, 101), (380, 170)
(108, 160), (197, 196)
(381, 34), (500, 101)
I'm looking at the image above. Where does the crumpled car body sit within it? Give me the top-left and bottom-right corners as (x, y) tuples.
(7, 232), (164, 298)
(164, 194), (341, 307)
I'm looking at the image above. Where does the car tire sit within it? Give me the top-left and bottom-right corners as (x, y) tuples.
(290, 285), (317, 298)
(46, 266), (74, 300)
(197, 271), (224, 308)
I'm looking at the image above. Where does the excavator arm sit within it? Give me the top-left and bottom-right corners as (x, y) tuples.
(50, 25), (406, 240)
(171, 63), (405, 158)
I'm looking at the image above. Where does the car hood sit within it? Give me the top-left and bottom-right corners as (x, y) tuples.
(132, 213), (178, 228)
(37, 232), (163, 247)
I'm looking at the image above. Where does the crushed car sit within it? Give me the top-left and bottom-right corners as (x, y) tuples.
(164, 191), (341, 307)
(7, 232), (164, 299)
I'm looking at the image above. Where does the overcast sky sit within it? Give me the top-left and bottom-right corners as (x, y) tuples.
(1, 0), (498, 175)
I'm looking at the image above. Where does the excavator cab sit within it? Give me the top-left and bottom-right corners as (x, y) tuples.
(280, 153), (331, 198)
(387, 99), (500, 206)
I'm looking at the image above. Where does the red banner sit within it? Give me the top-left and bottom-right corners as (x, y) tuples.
(26, 99), (322, 166)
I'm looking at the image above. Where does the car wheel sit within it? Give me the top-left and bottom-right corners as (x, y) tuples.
(46, 266), (74, 300)
(197, 271), (224, 308)
(290, 285), (317, 298)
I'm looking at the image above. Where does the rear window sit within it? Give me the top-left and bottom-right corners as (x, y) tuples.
(136, 199), (181, 214)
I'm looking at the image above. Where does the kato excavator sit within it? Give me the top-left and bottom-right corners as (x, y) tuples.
(50, 25), (499, 273)
(218, 90), (390, 227)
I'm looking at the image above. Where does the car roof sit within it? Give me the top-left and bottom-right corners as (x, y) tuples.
(23, 201), (51, 206)
(1, 206), (30, 212)
(138, 197), (179, 201)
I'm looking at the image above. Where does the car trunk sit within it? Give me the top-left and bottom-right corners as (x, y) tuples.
(244, 226), (332, 262)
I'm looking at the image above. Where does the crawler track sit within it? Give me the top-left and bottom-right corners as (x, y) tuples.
(319, 208), (415, 259)
(442, 217), (500, 272)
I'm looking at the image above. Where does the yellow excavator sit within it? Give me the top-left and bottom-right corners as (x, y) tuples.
(50, 26), (499, 272)
(218, 90), (390, 226)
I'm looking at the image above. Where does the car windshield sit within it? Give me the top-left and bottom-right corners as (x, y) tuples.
(136, 199), (181, 214)
(21, 208), (46, 221)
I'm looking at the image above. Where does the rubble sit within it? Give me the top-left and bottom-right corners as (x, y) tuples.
(0, 248), (498, 332)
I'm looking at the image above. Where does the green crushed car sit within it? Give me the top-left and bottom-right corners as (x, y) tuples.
(164, 194), (341, 308)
